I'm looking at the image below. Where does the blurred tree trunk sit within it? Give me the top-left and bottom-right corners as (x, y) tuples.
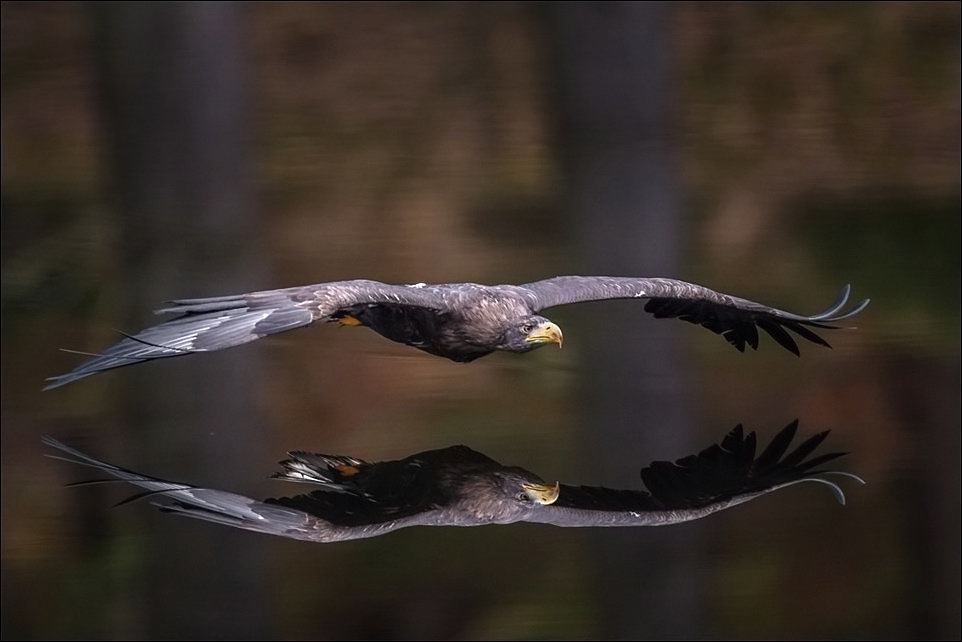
(549, 3), (705, 638)
(91, 3), (270, 638)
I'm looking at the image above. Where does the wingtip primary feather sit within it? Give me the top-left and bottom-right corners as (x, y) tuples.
(831, 297), (871, 322)
(43, 368), (112, 391)
(42, 376), (70, 392)
(809, 284), (852, 320)
(45, 347), (155, 391)
(42, 434), (96, 461)
(41, 434), (63, 449)
(772, 477), (848, 505)
(819, 471), (867, 485)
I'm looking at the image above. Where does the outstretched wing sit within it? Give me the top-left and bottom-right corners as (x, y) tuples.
(43, 437), (446, 543)
(44, 280), (448, 389)
(524, 421), (863, 528)
(42, 436), (323, 541)
(520, 276), (870, 355)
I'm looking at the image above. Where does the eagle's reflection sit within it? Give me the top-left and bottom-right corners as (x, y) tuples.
(45, 422), (862, 543)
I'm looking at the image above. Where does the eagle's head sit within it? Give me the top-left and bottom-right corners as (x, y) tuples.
(496, 469), (561, 507)
(462, 468), (560, 523)
(498, 316), (563, 353)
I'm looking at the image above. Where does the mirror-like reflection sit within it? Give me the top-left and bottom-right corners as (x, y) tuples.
(44, 421), (861, 542)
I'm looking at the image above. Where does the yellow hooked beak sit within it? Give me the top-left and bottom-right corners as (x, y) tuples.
(522, 481), (560, 505)
(524, 321), (563, 348)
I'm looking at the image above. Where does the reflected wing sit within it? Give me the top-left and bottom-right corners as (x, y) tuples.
(44, 279), (448, 389)
(43, 437), (447, 543)
(520, 276), (869, 355)
(42, 436), (324, 541)
(525, 422), (863, 528)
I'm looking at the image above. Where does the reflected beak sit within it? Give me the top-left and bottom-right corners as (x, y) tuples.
(522, 481), (560, 505)
(524, 321), (563, 348)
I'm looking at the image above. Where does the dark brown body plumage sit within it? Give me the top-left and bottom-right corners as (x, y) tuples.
(334, 303), (494, 362)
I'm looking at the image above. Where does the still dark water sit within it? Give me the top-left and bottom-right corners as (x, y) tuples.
(2, 3), (960, 640)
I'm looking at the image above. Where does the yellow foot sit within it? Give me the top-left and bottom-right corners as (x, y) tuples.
(335, 315), (363, 327)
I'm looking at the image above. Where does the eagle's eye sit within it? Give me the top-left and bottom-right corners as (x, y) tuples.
(516, 492), (528, 501)
(520, 322), (534, 334)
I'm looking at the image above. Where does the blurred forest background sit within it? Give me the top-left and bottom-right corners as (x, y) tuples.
(2, 3), (959, 639)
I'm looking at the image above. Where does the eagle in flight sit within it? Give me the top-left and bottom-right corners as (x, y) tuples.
(45, 276), (869, 389)
(44, 421), (862, 543)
